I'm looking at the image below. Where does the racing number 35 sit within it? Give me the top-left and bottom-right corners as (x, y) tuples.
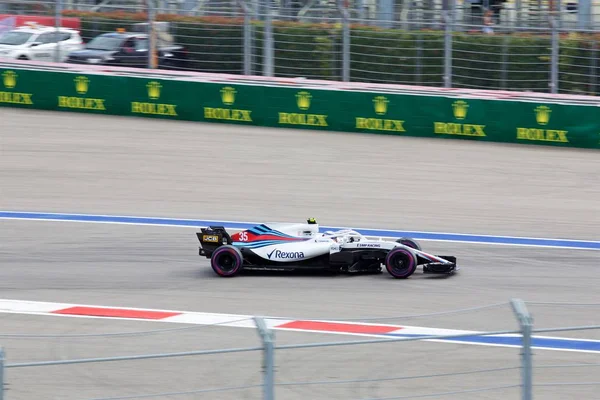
(239, 231), (248, 241)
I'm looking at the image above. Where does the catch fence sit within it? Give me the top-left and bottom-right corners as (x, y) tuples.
(1, 299), (599, 400)
(0, 1), (598, 95)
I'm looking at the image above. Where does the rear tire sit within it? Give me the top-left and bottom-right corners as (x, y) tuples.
(385, 248), (417, 279)
(210, 245), (243, 277)
(396, 237), (421, 250)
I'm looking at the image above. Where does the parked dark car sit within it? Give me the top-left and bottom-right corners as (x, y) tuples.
(66, 31), (188, 70)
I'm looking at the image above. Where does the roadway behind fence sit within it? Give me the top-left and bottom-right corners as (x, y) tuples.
(0, 1), (598, 95)
(1, 299), (599, 400)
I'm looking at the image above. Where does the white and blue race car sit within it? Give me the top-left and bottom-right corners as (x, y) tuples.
(196, 219), (458, 279)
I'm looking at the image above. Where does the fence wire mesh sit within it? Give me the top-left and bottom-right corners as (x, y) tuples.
(271, 341), (522, 400)
(349, 21), (445, 86)
(451, 30), (555, 91)
(558, 34), (599, 94)
(1, 300), (599, 399)
(525, 301), (600, 400)
(257, 15), (345, 79)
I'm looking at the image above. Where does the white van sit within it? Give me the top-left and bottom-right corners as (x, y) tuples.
(0, 23), (84, 63)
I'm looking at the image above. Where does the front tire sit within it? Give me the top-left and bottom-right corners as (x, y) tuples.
(210, 245), (243, 277)
(385, 248), (417, 279)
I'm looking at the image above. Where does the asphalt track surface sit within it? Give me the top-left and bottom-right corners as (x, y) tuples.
(1, 108), (599, 400)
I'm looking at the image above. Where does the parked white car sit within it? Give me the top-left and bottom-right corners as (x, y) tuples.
(0, 23), (84, 63)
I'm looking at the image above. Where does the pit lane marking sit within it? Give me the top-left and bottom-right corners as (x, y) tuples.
(0, 211), (598, 250)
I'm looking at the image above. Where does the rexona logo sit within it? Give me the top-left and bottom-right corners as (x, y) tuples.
(434, 100), (486, 137)
(204, 86), (253, 122)
(0, 70), (33, 105)
(266, 249), (305, 260)
(58, 76), (106, 111)
(355, 95), (406, 132)
(278, 91), (328, 127)
(131, 81), (178, 117)
(516, 105), (569, 143)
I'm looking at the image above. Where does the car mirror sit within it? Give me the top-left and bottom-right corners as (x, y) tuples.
(29, 42), (42, 47)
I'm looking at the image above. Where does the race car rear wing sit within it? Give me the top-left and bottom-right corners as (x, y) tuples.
(196, 226), (233, 245)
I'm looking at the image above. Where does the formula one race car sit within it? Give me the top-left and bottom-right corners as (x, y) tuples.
(196, 219), (458, 278)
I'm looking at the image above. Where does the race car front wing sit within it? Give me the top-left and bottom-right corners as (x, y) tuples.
(423, 255), (458, 274)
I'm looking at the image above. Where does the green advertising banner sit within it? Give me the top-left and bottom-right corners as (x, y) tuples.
(123, 78), (265, 125)
(198, 83), (262, 126)
(126, 77), (182, 120)
(263, 86), (336, 130)
(0, 68), (128, 115)
(1, 67), (598, 150)
(490, 100), (600, 149)
(415, 96), (490, 141)
(0, 69), (39, 109)
(340, 91), (411, 135)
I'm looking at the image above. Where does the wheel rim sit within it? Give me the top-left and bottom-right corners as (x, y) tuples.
(388, 251), (413, 276)
(215, 251), (238, 273)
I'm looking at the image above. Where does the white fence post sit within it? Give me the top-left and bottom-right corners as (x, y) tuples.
(0, 347), (5, 400)
(147, 0), (156, 69)
(591, 41), (598, 95)
(54, 0), (63, 63)
(340, 4), (350, 82)
(254, 317), (275, 400)
(443, 0), (455, 88)
(510, 299), (534, 400)
(238, 0), (253, 75)
(549, 16), (559, 94)
(263, 0), (274, 77)
(577, 0), (592, 29)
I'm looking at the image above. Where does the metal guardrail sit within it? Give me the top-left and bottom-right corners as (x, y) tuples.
(1, 299), (599, 400)
(1, 59), (599, 106)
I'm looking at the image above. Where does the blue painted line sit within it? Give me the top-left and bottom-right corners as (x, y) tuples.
(385, 333), (600, 353)
(0, 211), (599, 250)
